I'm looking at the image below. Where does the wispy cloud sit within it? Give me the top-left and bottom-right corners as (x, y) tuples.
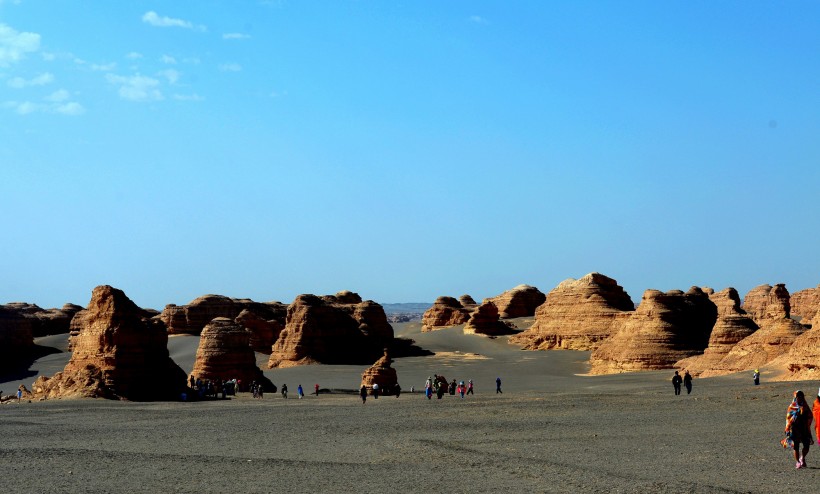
(90, 62), (116, 72)
(142, 11), (205, 31)
(45, 89), (70, 102)
(160, 54), (177, 65)
(223, 33), (251, 40)
(54, 102), (85, 115)
(7, 72), (54, 88)
(3, 96), (85, 116)
(219, 63), (242, 72)
(469, 15), (489, 25)
(0, 23), (41, 67)
(158, 68), (180, 84)
(105, 73), (163, 102)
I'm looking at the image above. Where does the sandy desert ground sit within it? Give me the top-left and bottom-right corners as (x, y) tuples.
(2, 320), (819, 493)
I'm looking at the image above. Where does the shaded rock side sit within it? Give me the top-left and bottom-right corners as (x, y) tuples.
(487, 285), (546, 319)
(360, 348), (399, 394)
(589, 287), (718, 374)
(509, 273), (634, 351)
(159, 295), (287, 336)
(33, 285), (187, 401)
(790, 285), (820, 321)
(700, 317), (807, 377)
(741, 284), (790, 325)
(234, 309), (283, 354)
(0, 306), (34, 370)
(463, 301), (517, 336)
(191, 318), (273, 389)
(459, 294), (478, 308)
(421, 296), (471, 332)
(268, 293), (393, 368)
(675, 288), (759, 376)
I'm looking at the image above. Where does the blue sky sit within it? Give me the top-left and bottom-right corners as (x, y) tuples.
(1, 1), (819, 310)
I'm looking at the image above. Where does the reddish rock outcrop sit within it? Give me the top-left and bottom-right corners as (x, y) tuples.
(3, 302), (83, 337)
(487, 285), (546, 319)
(360, 348), (399, 394)
(509, 273), (634, 351)
(589, 287), (717, 374)
(790, 285), (820, 322)
(268, 292), (394, 368)
(33, 285), (187, 401)
(463, 301), (516, 336)
(421, 297), (471, 332)
(191, 318), (273, 389)
(675, 288), (759, 375)
(459, 295), (478, 309)
(234, 309), (284, 353)
(159, 295), (287, 336)
(742, 284), (790, 325)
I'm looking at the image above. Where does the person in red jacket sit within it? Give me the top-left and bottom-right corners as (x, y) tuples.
(813, 388), (820, 453)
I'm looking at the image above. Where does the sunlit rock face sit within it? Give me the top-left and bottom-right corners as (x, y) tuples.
(421, 296), (471, 332)
(487, 285), (546, 319)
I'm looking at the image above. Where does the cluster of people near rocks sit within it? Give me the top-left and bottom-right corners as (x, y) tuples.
(423, 375), (476, 400)
(187, 375), (239, 400)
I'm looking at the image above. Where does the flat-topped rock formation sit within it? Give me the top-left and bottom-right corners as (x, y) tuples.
(589, 287), (717, 374)
(741, 284), (790, 325)
(159, 295), (287, 336)
(192, 318), (273, 389)
(3, 302), (83, 337)
(463, 301), (516, 336)
(0, 306), (34, 370)
(234, 309), (283, 353)
(487, 285), (546, 319)
(790, 285), (820, 322)
(675, 288), (759, 375)
(33, 285), (187, 400)
(268, 292), (394, 368)
(510, 273), (634, 351)
(360, 348), (399, 395)
(421, 296), (472, 332)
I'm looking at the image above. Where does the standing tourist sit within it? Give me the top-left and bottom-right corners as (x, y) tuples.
(753, 369), (760, 386)
(297, 384), (304, 399)
(314, 383), (320, 396)
(672, 371), (682, 395)
(683, 371), (693, 394)
(496, 377), (502, 394)
(360, 385), (367, 404)
(281, 383), (288, 399)
(813, 388), (820, 450)
(467, 379), (474, 395)
(781, 390), (813, 469)
(372, 383), (379, 399)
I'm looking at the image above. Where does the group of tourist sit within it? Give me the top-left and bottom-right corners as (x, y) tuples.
(422, 375), (477, 400)
(187, 375), (237, 400)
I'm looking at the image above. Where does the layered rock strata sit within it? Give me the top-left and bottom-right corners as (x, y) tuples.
(234, 309), (283, 353)
(459, 295), (478, 308)
(675, 288), (759, 375)
(463, 301), (516, 336)
(159, 295), (287, 336)
(768, 323), (820, 381)
(421, 297), (471, 332)
(192, 318), (273, 389)
(589, 287), (717, 374)
(510, 273), (634, 351)
(33, 285), (187, 400)
(268, 292), (394, 368)
(360, 349), (399, 394)
(790, 285), (820, 322)
(487, 285), (546, 319)
(3, 303), (83, 337)
(742, 284), (790, 326)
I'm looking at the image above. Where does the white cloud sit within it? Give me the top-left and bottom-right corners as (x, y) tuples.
(106, 73), (163, 102)
(126, 52), (143, 60)
(160, 54), (177, 64)
(469, 15), (488, 25)
(55, 101), (85, 115)
(173, 93), (204, 101)
(7, 72), (54, 88)
(141, 11), (205, 31)
(223, 33), (251, 40)
(4, 100), (40, 114)
(158, 68), (180, 84)
(90, 62), (116, 71)
(0, 23), (41, 67)
(45, 89), (70, 102)
(219, 63), (242, 72)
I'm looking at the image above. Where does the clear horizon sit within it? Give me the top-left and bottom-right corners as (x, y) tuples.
(2, 1), (818, 310)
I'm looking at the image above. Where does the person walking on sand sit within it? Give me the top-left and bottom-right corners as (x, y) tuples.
(297, 384), (304, 399)
(813, 388), (820, 450)
(781, 390), (814, 469)
(314, 383), (320, 396)
(683, 371), (693, 394)
(753, 369), (760, 386)
(281, 384), (288, 399)
(672, 371), (682, 395)
(372, 383), (379, 399)
(360, 385), (367, 404)
(496, 377), (502, 394)
(17, 387), (23, 403)
(467, 379), (474, 395)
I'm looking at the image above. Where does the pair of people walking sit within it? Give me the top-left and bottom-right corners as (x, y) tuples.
(672, 371), (692, 395)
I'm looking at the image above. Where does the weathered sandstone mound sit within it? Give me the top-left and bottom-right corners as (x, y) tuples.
(234, 309), (283, 353)
(463, 301), (516, 336)
(421, 296), (471, 332)
(159, 295), (287, 336)
(361, 349), (399, 394)
(510, 273), (634, 351)
(487, 285), (546, 319)
(675, 288), (759, 375)
(3, 302), (83, 337)
(268, 292), (393, 368)
(0, 306), (34, 369)
(589, 287), (717, 374)
(790, 285), (820, 322)
(459, 294), (477, 308)
(192, 318), (273, 389)
(33, 285), (187, 401)
(742, 284), (790, 325)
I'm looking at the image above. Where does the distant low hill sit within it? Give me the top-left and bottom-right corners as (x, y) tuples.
(380, 303), (430, 315)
